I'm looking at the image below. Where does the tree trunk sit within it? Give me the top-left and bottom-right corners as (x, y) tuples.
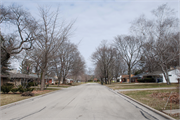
(128, 65), (131, 83)
(41, 71), (45, 91)
(58, 78), (61, 86)
(58, 71), (62, 86)
(162, 66), (171, 85)
(105, 77), (107, 84)
(165, 68), (170, 85)
(107, 70), (109, 84)
(58, 74), (62, 86)
(101, 78), (103, 85)
(63, 76), (66, 84)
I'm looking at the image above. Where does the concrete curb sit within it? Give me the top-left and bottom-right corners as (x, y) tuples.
(0, 89), (61, 110)
(118, 91), (176, 120)
(115, 87), (176, 92)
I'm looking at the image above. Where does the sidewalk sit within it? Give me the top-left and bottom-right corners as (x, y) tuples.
(163, 109), (180, 115)
(115, 87), (176, 92)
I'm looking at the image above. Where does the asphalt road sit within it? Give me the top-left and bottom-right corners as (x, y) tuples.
(0, 83), (167, 120)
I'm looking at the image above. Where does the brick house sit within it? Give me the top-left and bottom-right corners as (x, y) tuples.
(120, 74), (134, 83)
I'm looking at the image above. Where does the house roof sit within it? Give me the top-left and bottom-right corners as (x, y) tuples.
(9, 73), (37, 79)
(143, 71), (163, 77)
(1, 72), (57, 80)
(131, 73), (146, 78)
(132, 67), (179, 78)
(1, 74), (9, 78)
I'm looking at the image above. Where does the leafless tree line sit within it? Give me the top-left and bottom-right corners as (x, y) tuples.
(92, 41), (126, 85)
(92, 4), (179, 85)
(1, 4), (85, 90)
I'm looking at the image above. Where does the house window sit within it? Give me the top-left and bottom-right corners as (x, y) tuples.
(169, 75), (172, 76)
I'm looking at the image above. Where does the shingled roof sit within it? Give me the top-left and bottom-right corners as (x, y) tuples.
(143, 71), (163, 76)
(9, 73), (38, 79)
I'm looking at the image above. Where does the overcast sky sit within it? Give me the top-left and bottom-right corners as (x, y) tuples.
(2, 0), (179, 70)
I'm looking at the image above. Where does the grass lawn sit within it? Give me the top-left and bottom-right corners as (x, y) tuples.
(49, 82), (85, 88)
(120, 89), (179, 119)
(49, 85), (71, 88)
(0, 88), (60, 106)
(0, 82), (85, 106)
(105, 83), (179, 90)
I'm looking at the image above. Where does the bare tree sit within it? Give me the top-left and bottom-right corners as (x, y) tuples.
(114, 35), (142, 83)
(70, 54), (86, 83)
(1, 4), (38, 74)
(94, 62), (104, 84)
(59, 42), (76, 84)
(33, 6), (74, 90)
(19, 51), (33, 74)
(52, 41), (84, 85)
(52, 53), (62, 86)
(92, 41), (115, 84)
(113, 50), (127, 81)
(0, 5), (12, 23)
(130, 4), (179, 84)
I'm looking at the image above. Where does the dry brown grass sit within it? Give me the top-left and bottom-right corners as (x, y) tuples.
(0, 88), (59, 106)
(0, 83), (84, 106)
(0, 93), (31, 106)
(105, 83), (179, 90)
(121, 89), (179, 119)
(49, 82), (85, 87)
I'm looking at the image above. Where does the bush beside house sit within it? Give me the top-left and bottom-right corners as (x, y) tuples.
(11, 88), (19, 93)
(137, 78), (156, 83)
(1, 83), (14, 94)
(1, 83), (34, 96)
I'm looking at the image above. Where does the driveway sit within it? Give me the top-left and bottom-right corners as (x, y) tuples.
(0, 83), (167, 120)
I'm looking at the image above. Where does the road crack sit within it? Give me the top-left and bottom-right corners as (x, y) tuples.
(13, 106), (46, 120)
(61, 97), (76, 111)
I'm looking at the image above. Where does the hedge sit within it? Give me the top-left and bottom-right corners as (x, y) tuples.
(1, 85), (13, 94)
(11, 88), (19, 93)
(137, 78), (156, 83)
(88, 80), (93, 82)
(28, 82), (38, 87)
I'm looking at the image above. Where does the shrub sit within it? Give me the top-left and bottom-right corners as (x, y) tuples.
(11, 88), (19, 94)
(137, 79), (144, 82)
(1, 83), (14, 94)
(157, 78), (163, 82)
(1, 85), (13, 94)
(67, 83), (72, 85)
(18, 86), (25, 93)
(55, 82), (58, 85)
(28, 82), (38, 87)
(5, 83), (14, 87)
(144, 78), (156, 82)
(137, 78), (156, 83)
(18, 85), (34, 95)
(51, 83), (54, 85)
(88, 80), (93, 82)
(26, 88), (34, 92)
